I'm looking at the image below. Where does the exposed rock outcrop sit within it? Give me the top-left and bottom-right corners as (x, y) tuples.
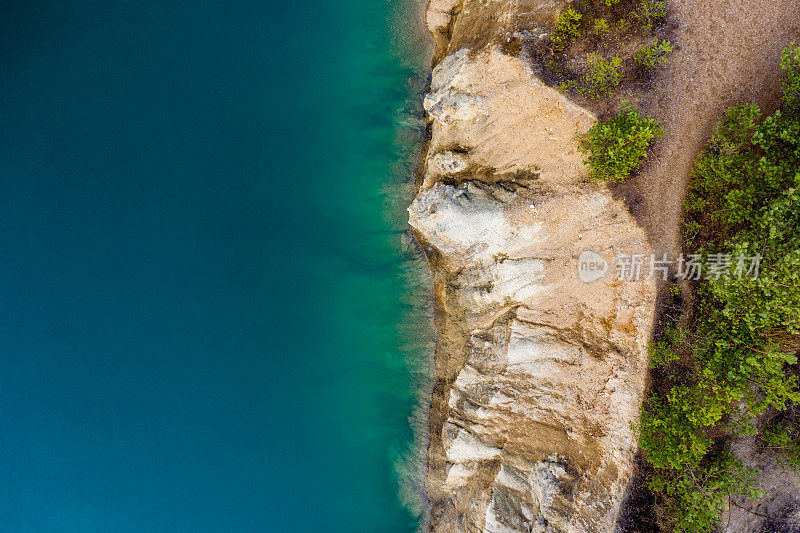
(410, 3), (658, 531)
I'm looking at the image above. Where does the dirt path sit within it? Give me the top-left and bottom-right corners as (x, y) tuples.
(627, 0), (800, 257)
(615, 4), (800, 530)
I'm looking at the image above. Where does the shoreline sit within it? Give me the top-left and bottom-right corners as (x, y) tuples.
(388, 0), (437, 527)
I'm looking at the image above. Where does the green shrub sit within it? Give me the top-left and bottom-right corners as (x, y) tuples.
(576, 100), (663, 181)
(635, 39), (673, 68)
(648, 326), (683, 368)
(762, 423), (800, 473)
(635, 0), (667, 32)
(578, 53), (623, 98)
(781, 42), (800, 110)
(593, 18), (609, 35)
(604, 0), (621, 5)
(551, 8), (583, 51)
(648, 450), (762, 533)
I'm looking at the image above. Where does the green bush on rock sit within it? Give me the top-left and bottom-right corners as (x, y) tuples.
(576, 100), (663, 181)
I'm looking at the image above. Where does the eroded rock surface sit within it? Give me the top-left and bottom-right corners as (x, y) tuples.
(410, 7), (658, 531)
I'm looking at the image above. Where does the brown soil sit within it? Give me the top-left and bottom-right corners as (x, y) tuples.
(625, 0), (800, 258)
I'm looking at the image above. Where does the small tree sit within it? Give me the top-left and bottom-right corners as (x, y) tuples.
(593, 18), (609, 35)
(578, 53), (623, 99)
(635, 39), (673, 68)
(577, 100), (663, 182)
(551, 8), (583, 51)
(635, 0), (667, 32)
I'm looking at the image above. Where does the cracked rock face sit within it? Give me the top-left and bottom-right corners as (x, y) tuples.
(410, 23), (657, 532)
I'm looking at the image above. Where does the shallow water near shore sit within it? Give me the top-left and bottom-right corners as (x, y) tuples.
(0, 1), (431, 531)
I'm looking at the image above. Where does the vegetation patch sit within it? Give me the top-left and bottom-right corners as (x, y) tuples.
(551, 8), (583, 52)
(540, 0), (673, 104)
(636, 44), (800, 532)
(635, 0), (668, 33)
(593, 18), (610, 35)
(576, 100), (662, 182)
(635, 39), (673, 68)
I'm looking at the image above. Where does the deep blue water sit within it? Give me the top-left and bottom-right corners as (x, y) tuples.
(0, 1), (429, 531)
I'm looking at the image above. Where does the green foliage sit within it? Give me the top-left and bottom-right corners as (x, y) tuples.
(649, 332), (681, 369)
(635, 0), (667, 32)
(638, 45), (800, 531)
(684, 101), (800, 337)
(577, 53), (623, 99)
(551, 8), (583, 51)
(546, 0), (672, 100)
(635, 39), (673, 68)
(576, 100), (663, 181)
(648, 450), (762, 533)
(592, 18), (609, 35)
(638, 391), (715, 470)
(781, 42), (800, 110)
(762, 423), (800, 473)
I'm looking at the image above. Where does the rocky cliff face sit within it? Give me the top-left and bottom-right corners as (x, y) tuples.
(409, 2), (658, 531)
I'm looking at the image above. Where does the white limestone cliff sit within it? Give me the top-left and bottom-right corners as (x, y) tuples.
(410, 8), (658, 530)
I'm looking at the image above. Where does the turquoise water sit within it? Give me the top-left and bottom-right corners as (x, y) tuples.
(0, 1), (431, 531)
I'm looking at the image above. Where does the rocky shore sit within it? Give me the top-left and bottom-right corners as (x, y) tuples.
(409, 1), (659, 530)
